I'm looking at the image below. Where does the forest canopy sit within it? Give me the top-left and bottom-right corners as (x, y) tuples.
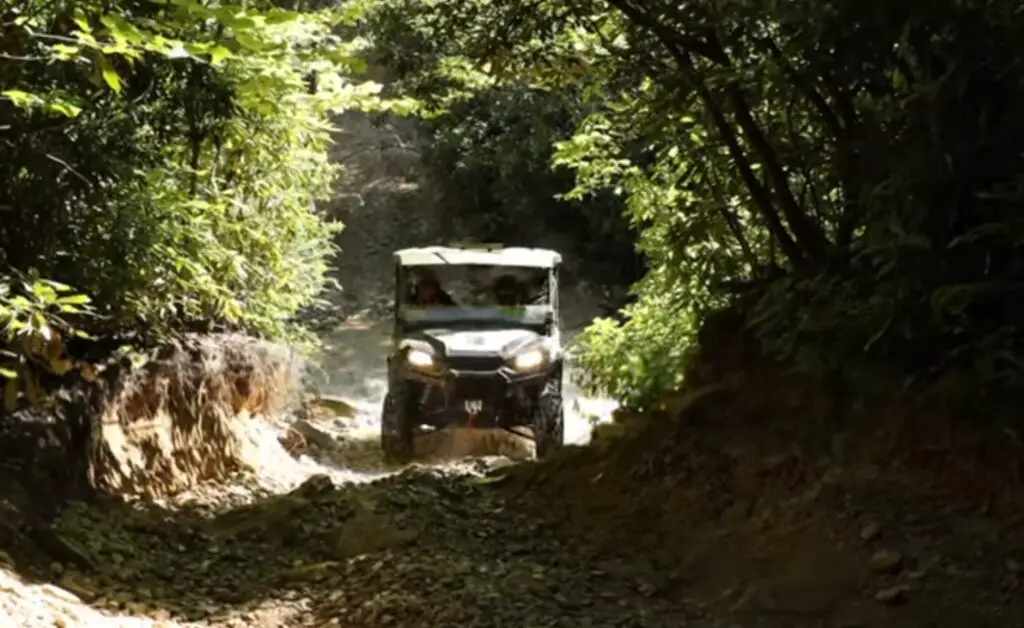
(4, 0), (1024, 419)
(361, 0), (1024, 407)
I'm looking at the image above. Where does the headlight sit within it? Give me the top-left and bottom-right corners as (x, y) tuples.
(406, 349), (434, 369)
(511, 348), (546, 371)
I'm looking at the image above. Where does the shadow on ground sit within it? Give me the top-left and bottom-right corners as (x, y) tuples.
(5, 463), (693, 628)
(3, 411), (1024, 628)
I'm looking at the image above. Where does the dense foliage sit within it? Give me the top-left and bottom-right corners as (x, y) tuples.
(0, 0), (403, 410)
(363, 11), (645, 287)
(6, 0), (1024, 420)
(363, 0), (1024, 408)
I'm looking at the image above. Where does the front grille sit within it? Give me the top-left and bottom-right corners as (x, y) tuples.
(446, 354), (505, 371)
(450, 374), (504, 401)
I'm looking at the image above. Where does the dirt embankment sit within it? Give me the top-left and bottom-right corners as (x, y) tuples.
(0, 335), (302, 568)
(502, 322), (1024, 628)
(89, 335), (302, 497)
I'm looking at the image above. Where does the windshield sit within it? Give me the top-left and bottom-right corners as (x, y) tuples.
(400, 264), (550, 308)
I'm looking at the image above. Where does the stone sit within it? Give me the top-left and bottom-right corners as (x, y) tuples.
(330, 506), (419, 559)
(870, 550), (903, 574)
(874, 584), (909, 605)
(860, 522), (881, 542)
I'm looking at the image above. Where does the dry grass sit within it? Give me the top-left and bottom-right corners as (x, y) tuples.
(88, 334), (302, 498)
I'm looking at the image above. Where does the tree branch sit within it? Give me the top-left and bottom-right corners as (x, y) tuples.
(724, 82), (829, 264)
(602, 0), (808, 266)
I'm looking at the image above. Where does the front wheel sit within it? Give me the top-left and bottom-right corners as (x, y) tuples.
(381, 391), (415, 463)
(533, 383), (565, 459)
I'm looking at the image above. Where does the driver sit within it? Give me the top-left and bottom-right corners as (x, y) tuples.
(492, 274), (523, 306)
(412, 269), (455, 306)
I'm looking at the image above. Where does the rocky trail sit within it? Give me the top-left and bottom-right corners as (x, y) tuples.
(0, 289), (634, 628)
(14, 463), (696, 628)
(8, 378), (1024, 628)
(7, 313), (1024, 628)
(4, 111), (1024, 628)
(3, 321), (1024, 628)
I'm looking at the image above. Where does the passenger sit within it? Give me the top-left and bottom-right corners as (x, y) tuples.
(492, 274), (523, 307)
(413, 269), (455, 306)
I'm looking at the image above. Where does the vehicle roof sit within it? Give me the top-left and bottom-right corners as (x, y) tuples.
(393, 246), (562, 268)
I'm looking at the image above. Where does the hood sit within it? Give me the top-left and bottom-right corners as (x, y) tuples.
(410, 328), (542, 357)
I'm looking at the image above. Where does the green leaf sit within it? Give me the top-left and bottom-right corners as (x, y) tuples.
(265, 9), (300, 25)
(72, 10), (92, 33)
(2, 90), (40, 109)
(235, 31), (270, 52)
(47, 100), (83, 118)
(98, 55), (123, 92)
(57, 294), (91, 305)
(209, 45), (232, 65)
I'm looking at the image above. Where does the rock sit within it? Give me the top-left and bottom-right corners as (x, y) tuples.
(287, 421), (346, 454)
(870, 550), (903, 574)
(860, 522), (882, 542)
(293, 473), (335, 498)
(874, 584), (909, 605)
(27, 527), (96, 572)
(304, 394), (358, 419)
(208, 495), (311, 539)
(150, 608), (172, 620)
(591, 422), (629, 442)
(57, 573), (99, 602)
(330, 505), (419, 559)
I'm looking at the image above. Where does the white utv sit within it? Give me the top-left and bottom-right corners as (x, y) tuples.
(380, 245), (566, 461)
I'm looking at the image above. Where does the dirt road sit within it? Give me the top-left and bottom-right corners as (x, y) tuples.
(0, 335), (690, 628)
(0, 282), (651, 628)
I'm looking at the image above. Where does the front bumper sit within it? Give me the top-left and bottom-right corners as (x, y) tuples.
(399, 364), (550, 429)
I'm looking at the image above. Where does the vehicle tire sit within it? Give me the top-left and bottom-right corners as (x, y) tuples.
(533, 381), (565, 459)
(381, 389), (415, 463)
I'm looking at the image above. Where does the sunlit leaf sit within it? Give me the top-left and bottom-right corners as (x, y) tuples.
(209, 45), (232, 65)
(98, 55), (123, 92)
(57, 294), (91, 305)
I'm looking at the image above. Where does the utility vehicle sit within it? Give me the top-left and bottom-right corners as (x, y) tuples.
(380, 245), (565, 461)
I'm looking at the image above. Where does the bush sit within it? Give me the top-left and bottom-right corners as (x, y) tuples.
(0, 0), (407, 411)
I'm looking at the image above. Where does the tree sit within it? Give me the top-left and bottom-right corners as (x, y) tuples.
(362, 0), (1024, 406)
(0, 0), (410, 411)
